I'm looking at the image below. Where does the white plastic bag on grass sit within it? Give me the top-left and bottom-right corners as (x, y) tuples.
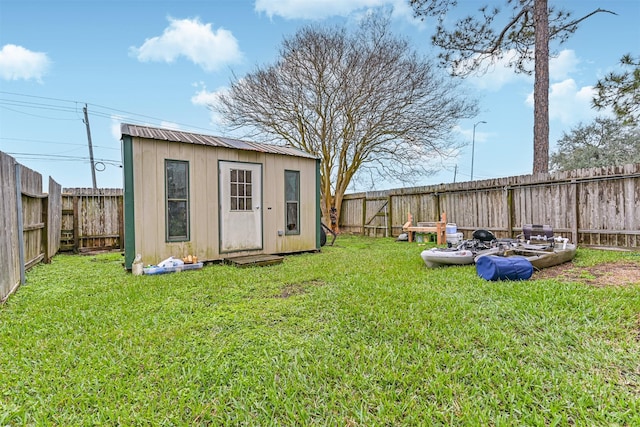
(158, 256), (184, 268)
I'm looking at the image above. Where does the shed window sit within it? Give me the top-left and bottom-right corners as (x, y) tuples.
(285, 170), (300, 234)
(230, 169), (253, 211)
(165, 160), (189, 241)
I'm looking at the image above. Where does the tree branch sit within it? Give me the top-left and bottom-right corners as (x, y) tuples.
(551, 8), (617, 36)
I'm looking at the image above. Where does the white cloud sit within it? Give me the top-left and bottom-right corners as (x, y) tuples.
(191, 84), (224, 107)
(129, 17), (242, 72)
(191, 83), (229, 126)
(456, 124), (489, 145)
(255, 0), (411, 21)
(0, 44), (51, 82)
(549, 49), (579, 81)
(111, 116), (125, 140)
(525, 78), (596, 125)
(463, 49), (532, 91)
(160, 121), (181, 130)
(464, 49), (580, 91)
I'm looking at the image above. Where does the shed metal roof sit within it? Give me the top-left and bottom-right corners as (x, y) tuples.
(120, 123), (318, 160)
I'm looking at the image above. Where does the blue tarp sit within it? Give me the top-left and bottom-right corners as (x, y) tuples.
(476, 256), (533, 281)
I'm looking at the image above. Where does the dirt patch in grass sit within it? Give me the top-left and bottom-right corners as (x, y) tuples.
(279, 284), (306, 298)
(534, 261), (640, 287)
(278, 280), (327, 298)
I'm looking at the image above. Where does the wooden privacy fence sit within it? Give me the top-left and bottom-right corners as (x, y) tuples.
(1, 151), (62, 302)
(61, 188), (123, 253)
(340, 163), (640, 249)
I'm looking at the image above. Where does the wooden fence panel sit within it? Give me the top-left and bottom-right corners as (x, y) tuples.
(0, 152), (62, 302)
(0, 152), (20, 301)
(339, 195), (364, 234)
(61, 194), (74, 251)
(16, 166), (44, 278)
(363, 196), (388, 237)
(62, 188), (123, 252)
(575, 164), (640, 247)
(339, 163), (640, 248)
(21, 191), (44, 270)
(19, 165), (45, 270)
(390, 191), (438, 234)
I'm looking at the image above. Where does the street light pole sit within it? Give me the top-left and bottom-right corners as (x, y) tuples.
(471, 120), (486, 181)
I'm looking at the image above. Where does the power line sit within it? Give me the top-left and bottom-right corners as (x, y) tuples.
(0, 136), (120, 151)
(0, 91), (215, 133)
(6, 152), (122, 167)
(0, 105), (81, 121)
(0, 99), (79, 112)
(0, 91), (82, 105)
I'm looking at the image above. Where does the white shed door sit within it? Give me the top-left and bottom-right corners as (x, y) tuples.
(219, 161), (263, 253)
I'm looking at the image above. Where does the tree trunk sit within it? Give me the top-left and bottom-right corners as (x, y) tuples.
(321, 176), (332, 227)
(533, 0), (550, 173)
(331, 194), (342, 234)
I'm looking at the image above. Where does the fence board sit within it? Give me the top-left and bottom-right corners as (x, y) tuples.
(22, 186), (43, 268)
(340, 163), (640, 248)
(47, 178), (62, 262)
(0, 153), (20, 301)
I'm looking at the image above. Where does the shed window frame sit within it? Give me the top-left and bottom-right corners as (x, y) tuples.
(285, 170), (300, 235)
(165, 159), (190, 242)
(229, 168), (253, 211)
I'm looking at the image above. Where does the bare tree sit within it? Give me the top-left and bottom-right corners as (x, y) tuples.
(409, 0), (616, 173)
(213, 14), (477, 227)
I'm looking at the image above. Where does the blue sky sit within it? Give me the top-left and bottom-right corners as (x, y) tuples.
(1, 0), (638, 191)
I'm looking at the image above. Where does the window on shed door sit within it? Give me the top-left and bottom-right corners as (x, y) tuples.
(230, 168), (253, 211)
(165, 160), (189, 241)
(285, 170), (300, 234)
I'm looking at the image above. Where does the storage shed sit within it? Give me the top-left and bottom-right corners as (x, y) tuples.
(120, 123), (320, 269)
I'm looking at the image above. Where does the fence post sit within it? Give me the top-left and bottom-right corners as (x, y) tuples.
(387, 195), (393, 237)
(73, 195), (79, 253)
(571, 180), (579, 245)
(118, 194), (124, 250)
(42, 195), (50, 263)
(15, 164), (25, 285)
(361, 196), (366, 235)
(506, 186), (514, 238)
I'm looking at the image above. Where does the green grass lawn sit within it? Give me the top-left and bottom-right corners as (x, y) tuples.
(1, 235), (639, 426)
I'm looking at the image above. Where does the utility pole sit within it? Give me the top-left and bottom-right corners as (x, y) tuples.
(83, 104), (97, 189)
(453, 164), (457, 183)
